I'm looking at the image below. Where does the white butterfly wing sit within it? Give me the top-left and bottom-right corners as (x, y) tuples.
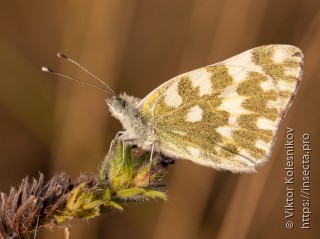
(139, 45), (303, 172)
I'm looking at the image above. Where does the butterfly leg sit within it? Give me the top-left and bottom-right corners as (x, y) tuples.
(149, 142), (155, 163)
(122, 140), (126, 167)
(148, 142), (155, 187)
(120, 139), (135, 173)
(120, 139), (135, 170)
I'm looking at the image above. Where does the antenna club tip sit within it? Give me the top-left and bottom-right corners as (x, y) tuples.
(41, 66), (53, 72)
(57, 52), (68, 59)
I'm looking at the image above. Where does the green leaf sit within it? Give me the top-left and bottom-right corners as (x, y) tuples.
(117, 187), (146, 199)
(105, 201), (124, 211)
(82, 200), (103, 210)
(143, 190), (167, 201)
(66, 183), (86, 210)
(102, 188), (111, 201)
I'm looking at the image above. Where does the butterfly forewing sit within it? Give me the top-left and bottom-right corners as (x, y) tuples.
(139, 45), (303, 172)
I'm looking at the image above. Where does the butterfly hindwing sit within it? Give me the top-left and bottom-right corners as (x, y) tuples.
(138, 45), (303, 172)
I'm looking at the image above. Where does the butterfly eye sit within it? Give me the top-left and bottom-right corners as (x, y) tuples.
(115, 96), (126, 109)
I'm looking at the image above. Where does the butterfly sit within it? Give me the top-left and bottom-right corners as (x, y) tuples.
(43, 45), (303, 172)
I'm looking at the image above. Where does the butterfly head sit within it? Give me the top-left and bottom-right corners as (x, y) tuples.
(107, 95), (128, 116)
(107, 93), (139, 115)
(107, 93), (143, 138)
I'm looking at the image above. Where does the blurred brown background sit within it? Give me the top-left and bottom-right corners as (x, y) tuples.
(0, 0), (319, 239)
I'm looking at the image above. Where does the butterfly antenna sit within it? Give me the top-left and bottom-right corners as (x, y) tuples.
(41, 66), (111, 93)
(56, 53), (116, 96)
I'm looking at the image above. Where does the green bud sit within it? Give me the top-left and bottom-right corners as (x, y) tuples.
(108, 143), (134, 191)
